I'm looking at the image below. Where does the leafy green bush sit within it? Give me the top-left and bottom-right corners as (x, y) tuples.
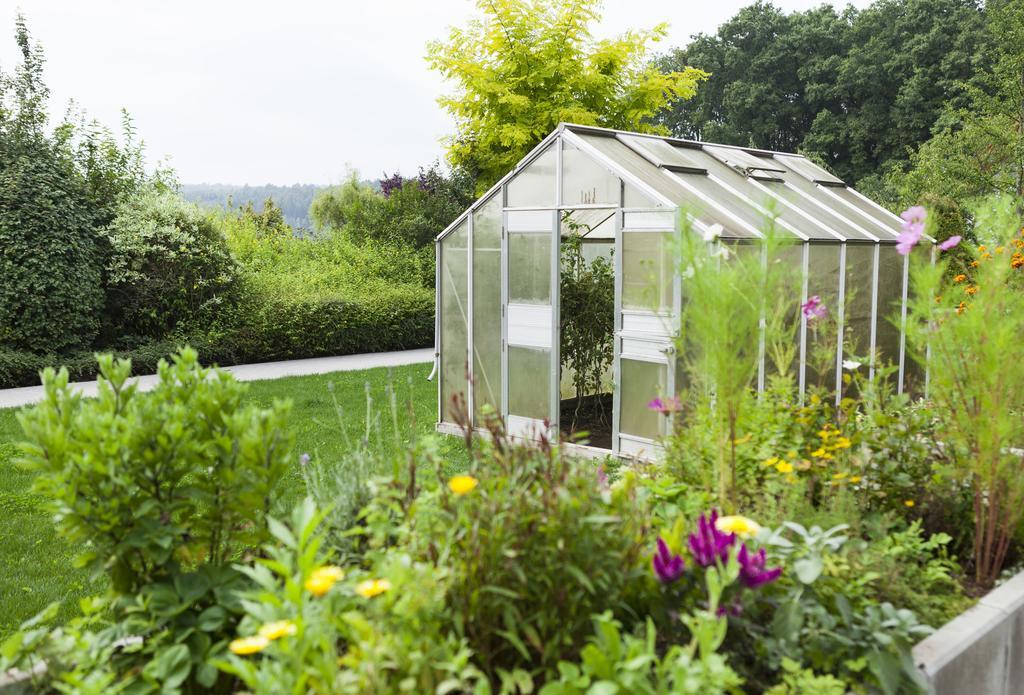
(217, 499), (487, 694)
(2, 349), (293, 691)
(103, 188), (239, 338)
(368, 417), (654, 683)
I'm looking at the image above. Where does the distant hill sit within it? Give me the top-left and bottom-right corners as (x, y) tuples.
(181, 183), (324, 229)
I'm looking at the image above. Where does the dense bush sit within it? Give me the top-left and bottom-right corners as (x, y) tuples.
(3, 349), (293, 691)
(103, 188), (239, 338)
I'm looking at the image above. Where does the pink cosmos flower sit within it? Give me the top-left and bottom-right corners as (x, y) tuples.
(938, 235), (962, 251)
(801, 295), (827, 321)
(896, 206), (927, 256)
(647, 396), (681, 415)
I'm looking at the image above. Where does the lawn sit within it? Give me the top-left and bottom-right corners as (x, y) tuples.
(0, 361), (463, 637)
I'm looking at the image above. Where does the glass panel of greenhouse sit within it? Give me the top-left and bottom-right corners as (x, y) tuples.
(434, 123), (921, 458)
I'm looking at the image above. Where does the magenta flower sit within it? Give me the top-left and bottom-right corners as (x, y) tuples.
(688, 510), (735, 568)
(652, 537), (685, 584)
(737, 544), (782, 588)
(647, 396), (681, 415)
(896, 206), (927, 255)
(938, 235), (962, 251)
(596, 464), (609, 489)
(801, 295), (827, 321)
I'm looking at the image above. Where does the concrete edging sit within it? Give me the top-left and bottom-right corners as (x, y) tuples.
(913, 569), (1024, 694)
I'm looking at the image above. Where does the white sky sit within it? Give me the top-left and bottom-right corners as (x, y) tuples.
(1, 0), (873, 185)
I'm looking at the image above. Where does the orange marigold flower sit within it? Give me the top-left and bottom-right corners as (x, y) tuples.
(965, 285), (978, 296)
(957, 301), (968, 314)
(970, 260), (980, 268)
(953, 274), (967, 283)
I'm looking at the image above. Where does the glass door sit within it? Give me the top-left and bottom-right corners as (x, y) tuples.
(614, 210), (678, 458)
(503, 209), (559, 438)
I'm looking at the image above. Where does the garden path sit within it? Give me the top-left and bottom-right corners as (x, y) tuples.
(0, 348), (434, 409)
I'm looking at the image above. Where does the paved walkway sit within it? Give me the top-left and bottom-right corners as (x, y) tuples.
(0, 348), (434, 410)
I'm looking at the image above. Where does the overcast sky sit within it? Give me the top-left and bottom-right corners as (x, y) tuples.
(1, 1), (873, 185)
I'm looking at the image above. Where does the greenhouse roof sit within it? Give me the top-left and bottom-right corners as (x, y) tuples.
(438, 123), (917, 244)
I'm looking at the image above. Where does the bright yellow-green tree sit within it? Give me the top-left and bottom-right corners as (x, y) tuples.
(427, 0), (706, 191)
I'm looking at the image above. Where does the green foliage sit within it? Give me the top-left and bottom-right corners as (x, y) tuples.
(216, 499), (487, 694)
(905, 196), (1024, 587)
(657, 0), (991, 187)
(540, 612), (742, 695)
(4, 349), (294, 691)
(757, 523), (934, 694)
(890, 0), (1024, 207)
(672, 221), (798, 509)
(18, 348), (292, 590)
(182, 183), (324, 229)
(0, 17), (157, 354)
(384, 417), (653, 683)
(426, 0), (706, 189)
(763, 658), (845, 695)
(103, 188), (239, 338)
(310, 164), (473, 249)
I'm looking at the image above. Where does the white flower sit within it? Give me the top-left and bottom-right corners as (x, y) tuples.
(680, 264), (695, 280)
(842, 360), (862, 371)
(701, 223), (724, 242)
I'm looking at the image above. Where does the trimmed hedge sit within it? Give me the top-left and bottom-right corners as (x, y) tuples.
(0, 291), (434, 389)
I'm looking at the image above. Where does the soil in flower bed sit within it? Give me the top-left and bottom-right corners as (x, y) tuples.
(560, 392), (613, 450)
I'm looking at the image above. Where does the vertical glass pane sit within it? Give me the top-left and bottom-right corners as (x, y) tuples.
(875, 245), (904, 383)
(804, 243), (841, 393)
(507, 144), (556, 207)
(473, 195), (502, 420)
(562, 140), (620, 206)
(840, 244), (875, 397)
(620, 358), (667, 440)
(623, 231), (673, 312)
(763, 243), (803, 382)
(440, 221), (469, 423)
(623, 182), (658, 208)
(509, 232), (551, 303)
(508, 346), (551, 420)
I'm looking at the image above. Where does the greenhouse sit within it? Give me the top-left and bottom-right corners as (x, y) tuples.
(434, 123), (924, 459)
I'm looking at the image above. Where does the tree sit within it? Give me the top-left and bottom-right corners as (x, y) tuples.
(427, 0), (706, 190)
(657, 0), (991, 186)
(890, 0), (1024, 208)
(0, 17), (104, 352)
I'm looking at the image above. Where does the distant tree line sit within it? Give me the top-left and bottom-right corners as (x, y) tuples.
(181, 183), (330, 229)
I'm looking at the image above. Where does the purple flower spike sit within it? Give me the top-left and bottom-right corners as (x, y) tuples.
(653, 537), (685, 584)
(688, 510), (736, 568)
(647, 396), (682, 415)
(938, 235), (962, 251)
(737, 544), (782, 588)
(801, 295), (827, 321)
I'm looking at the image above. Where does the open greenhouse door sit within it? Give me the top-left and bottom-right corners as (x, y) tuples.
(503, 209), (559, 439)
(614, 210), (678, 458)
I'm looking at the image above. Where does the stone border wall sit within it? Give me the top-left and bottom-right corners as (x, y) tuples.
(914, 570), (1024, 694)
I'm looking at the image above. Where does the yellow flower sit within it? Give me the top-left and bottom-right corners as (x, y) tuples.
(904, 500), (915, 508)
(832, 472), (848, 480)
(258, 620), (297, 641)
(763, 456), (780, 467)
(448, 475), (479, 496)
(305, 565), (345, 597)
(953, 274), (967, 283)
(965, 285), (978, 296)
(715, 515), (762, 539)
(850, 475), (862, 484)
(356, 578), (391, 598)
(776, 461), (794, 474)
(832, 436), (851, 449)
(229, 635), (269, 655)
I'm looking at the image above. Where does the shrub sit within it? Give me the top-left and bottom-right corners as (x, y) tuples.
(103, 188), (239, 338)
(383, 416), (654, 683)
(4, 349), (293, 691)
(905, 195), (1024, 587)
(217, 499), (487, 694)
(0, 137), (104, 353)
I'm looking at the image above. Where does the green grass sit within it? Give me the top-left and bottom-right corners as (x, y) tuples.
(0, 361), (466, 637)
